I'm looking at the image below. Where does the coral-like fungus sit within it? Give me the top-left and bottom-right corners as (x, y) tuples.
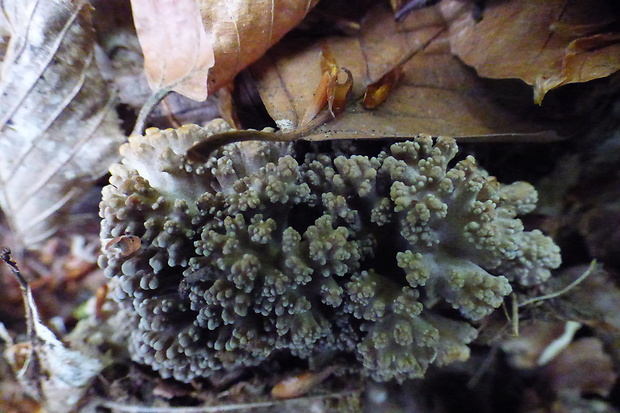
(99, 120), (561, 382)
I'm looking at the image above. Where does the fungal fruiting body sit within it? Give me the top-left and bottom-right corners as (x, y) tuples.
(99, 120), (561, 382)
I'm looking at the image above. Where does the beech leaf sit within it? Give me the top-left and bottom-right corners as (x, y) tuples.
(201, 0), (320, 95)
(131, 0), (215, 101)
(250, 4), (562, 141)
(0, 0), (125, 247)
(131, 0), (319, 103)
(441, 0), (620, 104)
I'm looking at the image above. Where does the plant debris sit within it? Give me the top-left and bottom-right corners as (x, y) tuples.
(1, 0), (620, 412)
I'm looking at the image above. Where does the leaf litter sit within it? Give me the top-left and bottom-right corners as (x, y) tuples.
(131, 0), (215, 102)
(130, 0), (320, 134)
(0, 249), (105, 413)
(2, 0), (620, 412)
(440, 0), (620, 104)
(0, 0), (124, 248)
(249, 3), (570, 142)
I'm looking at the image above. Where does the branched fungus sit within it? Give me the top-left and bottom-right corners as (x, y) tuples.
(99, 120), (561, 382)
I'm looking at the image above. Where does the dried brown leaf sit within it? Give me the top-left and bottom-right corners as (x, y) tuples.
(362, 64), (403, 109)
(0, 0), (124, 248)
(251, 4), (562, 140)
(300, 45), (352, 127)
(131, 0), (319, 102)
(105, 235), (141, 257)
(201, 0), (320, 95)
(271, 367), (335, 399)
(131, 0), (215, 101)
(441, 0), (620, 104)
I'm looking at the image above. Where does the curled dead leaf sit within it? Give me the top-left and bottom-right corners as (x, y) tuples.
(320, 45), (353, 118)
(301, 45), (353, 127)
(271, 367), (335, 399)
(132, 0), (320, 102)
(131, 0), (215, 101)
(130, 0), (320, 134)
(201, 0), (320, 95)
(105, 234), (141, 257)
(362, 64), (403, 109)
(440, 0), (620, 104)
(216, 84), (242, 129)
(301, 72), (332, 127)
(330, 68), (353, 115)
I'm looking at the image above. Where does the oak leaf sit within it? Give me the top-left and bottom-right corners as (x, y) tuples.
(0, 0), (125, 247)
(441, 0), (620, 104)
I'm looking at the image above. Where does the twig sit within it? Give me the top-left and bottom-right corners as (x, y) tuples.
(1, 248), (27, 288)
(99, 390), (359, 412)
(467, 341), (501, 389)
(185, 129), (304, 163)
(511, 293), (519, 336)
(536, 321), (581, 366)
(518, 260), (596, 308)
(0, 248), (34, 337)
(99, 400), (278, 413)
(0, 322), (14, 346)
(394, 0), (440, 20)
(132, 88), (171, 136)
(0, 248), (44, 398)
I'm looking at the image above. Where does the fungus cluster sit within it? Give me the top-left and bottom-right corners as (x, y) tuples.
(99, 120), (561, 382)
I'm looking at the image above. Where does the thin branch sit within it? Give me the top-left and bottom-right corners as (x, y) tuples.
(511, 293), (519, 336)
(99, 391), (359, 413)
(0, 247), (37, 342)
(0, 248), (44, 398)
(518, 260), (596, 308)
(132, 88), (171, 136)
(467, 342), (500, 388)
(1, 248), (27, 289)
(536, 321), (581, 366)
(0, 322), (14, 346)
(100, 400), (278, 413)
